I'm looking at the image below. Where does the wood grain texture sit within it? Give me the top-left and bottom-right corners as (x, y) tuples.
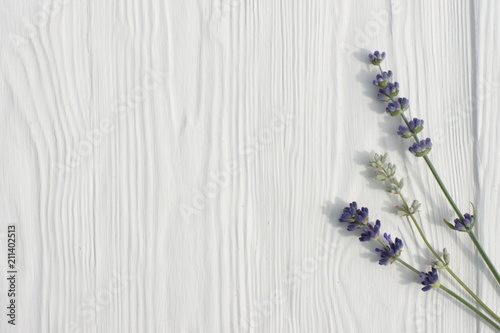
(0, 0), (498, 332)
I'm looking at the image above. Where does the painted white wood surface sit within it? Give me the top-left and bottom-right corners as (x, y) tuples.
(0, 0), (498, 332)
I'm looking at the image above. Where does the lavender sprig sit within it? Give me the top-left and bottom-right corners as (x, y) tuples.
(368, 50), (500, 286)
(337, 200), (500, 329)
(368, 154), (500, 323)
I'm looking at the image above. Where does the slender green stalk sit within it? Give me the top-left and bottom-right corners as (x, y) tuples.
(395, 257), (420, 274)
(398, 195), (442, 260)
(422, 154), (463, 219)
(468, 230), (500, 286)
(439, 285), (500, 331)
(401, 111), (500, 286)
(398, 196), (500, 322)
(387, 178), (500, 322)
(394, 258), (500, 331)
(376, 65), (500, 287)
(400, 112), (464, 219)
(445, 266), (500, 323)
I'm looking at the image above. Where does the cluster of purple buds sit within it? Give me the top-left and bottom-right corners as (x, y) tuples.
(373, 71), (393, 87)
(369, 51), (432, 158)
(408, 118), (424, 134)
(339, 202), (441, 293)
(339, 202), (369, 231)
(419, 268), (440, 291)
(397, 125), (411, 138)
(397, 118), (424, 138)
(375, 233), (404, 265)
(377, 82), (400, 102)
(339, 203), (404, 265)
(369, 51), (386, 65)
(453, 213), (474, 231)
(359, 220), (381, 242)
(385, 97), (409, 116)
(409, 138), (433, 157)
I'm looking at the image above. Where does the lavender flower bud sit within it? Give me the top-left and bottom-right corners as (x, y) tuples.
(368, 153), (388, 168)
(386, 100), (401, 116)
(378, 82), (400, 103)
(431, 260), (444, 269)
(386, 178), (404, 194)
(453, 213), (474, 231)
(373, 71), (393, 87)
(375, 233), (404, 265)
(368, 51), (386, 66)
(359, 220), (381, 242)
(408, 118), (424, 134)
(409, 138), (432, 157)
(419, 268), (440, 292)
(396, 200), (420, 216)
(339, 202), (369, 231)
(398, 97), (410, 111)
(443, 248), (451, 265)
(397, 125), (412, 138)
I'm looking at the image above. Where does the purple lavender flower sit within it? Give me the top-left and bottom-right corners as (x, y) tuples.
(397, 125), (412, 138)
(386, 100), (402, 116)
(453, 213), (474, 231)
(409, 138), (432, 157)
(398, 97), (410, 111)
(373, 71), (393, 87)
(419, 268), (440, 292)
(359, 220), (381, 242)
(408, 118), (424, 134)
(378, 82), (400, 102)
(369, 51), (386, 66)
(375, 233), (404, 265)
(339, 202), (369, 231)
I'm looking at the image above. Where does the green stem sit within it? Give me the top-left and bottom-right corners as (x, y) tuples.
(399, 195), (442, 260)
(421, 154), (463, 219)
(445, 266), (500, 323)
(468, 230), (500, 286)
(398, 195), (500, 323)
(401, 112), (463, 219)
(395, 257), (420, 274)
(394, 258), (500, 331)
(439, 285), (500, 331)
(376, 64), (500, 287)
(401, 110), (500, 287)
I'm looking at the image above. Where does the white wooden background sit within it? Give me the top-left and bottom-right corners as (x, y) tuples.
(0, 0), (499, 332)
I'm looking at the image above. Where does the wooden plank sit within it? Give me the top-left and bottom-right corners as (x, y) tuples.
(0, 0), (496, 332)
